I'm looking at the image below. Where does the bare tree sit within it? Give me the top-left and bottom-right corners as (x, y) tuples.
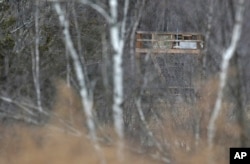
(53, 3), (106, 163)
(207, 0), (245, 151)
(77, 0), (131, 159)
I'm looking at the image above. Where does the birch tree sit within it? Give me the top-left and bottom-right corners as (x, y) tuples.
(33, 0), (43, 113)
(53, 3), (106, 163)
(109, 0), (128, 157)
(51, 0), (130, 161)
(79, 0), (129, 152)
(207, 0), (245, 149)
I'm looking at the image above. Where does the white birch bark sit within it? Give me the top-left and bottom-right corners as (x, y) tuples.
(79, 0), (128, 142)
(53, 0), (129, 161)
(109, 0), (123, 139)
(34, 0), (43, 112)
(109, 0), (129, 160)
(80, 0), (128, 159)
(54, 3), (105, 163)
(207, 0), (245, 148)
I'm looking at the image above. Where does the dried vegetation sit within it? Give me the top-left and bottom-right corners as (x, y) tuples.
(0, 78), (242, 164)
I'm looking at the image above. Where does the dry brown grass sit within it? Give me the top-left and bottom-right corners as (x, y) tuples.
(146, 77), (242, 164)
(0, 78), (242, 164)
(52, 79), (84, 129)
(0, 123), (163, 164)
(0, 80), (160, 164)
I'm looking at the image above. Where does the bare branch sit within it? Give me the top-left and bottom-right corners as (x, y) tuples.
(0, 112), (40, 125)
(0, 96), (37, 116)
(79, 0), (112, 23)
(47, 0), (112, 23)
(121, 0), (129, 40)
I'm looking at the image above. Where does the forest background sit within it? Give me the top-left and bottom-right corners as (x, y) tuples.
(0, 0), (249, 163)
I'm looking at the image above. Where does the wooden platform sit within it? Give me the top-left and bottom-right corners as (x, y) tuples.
(136, 31), (204, 55)
(136, 48), (201, 54)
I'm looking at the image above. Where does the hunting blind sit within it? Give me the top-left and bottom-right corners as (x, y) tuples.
(135, 31), (204, 102)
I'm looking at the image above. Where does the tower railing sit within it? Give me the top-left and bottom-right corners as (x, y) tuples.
(136, 31), (204, 55)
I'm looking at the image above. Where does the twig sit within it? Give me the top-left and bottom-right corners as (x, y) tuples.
(79, 0), (112, 23)
(0, 96), (37, 116)
(0, 112), (40, 125)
